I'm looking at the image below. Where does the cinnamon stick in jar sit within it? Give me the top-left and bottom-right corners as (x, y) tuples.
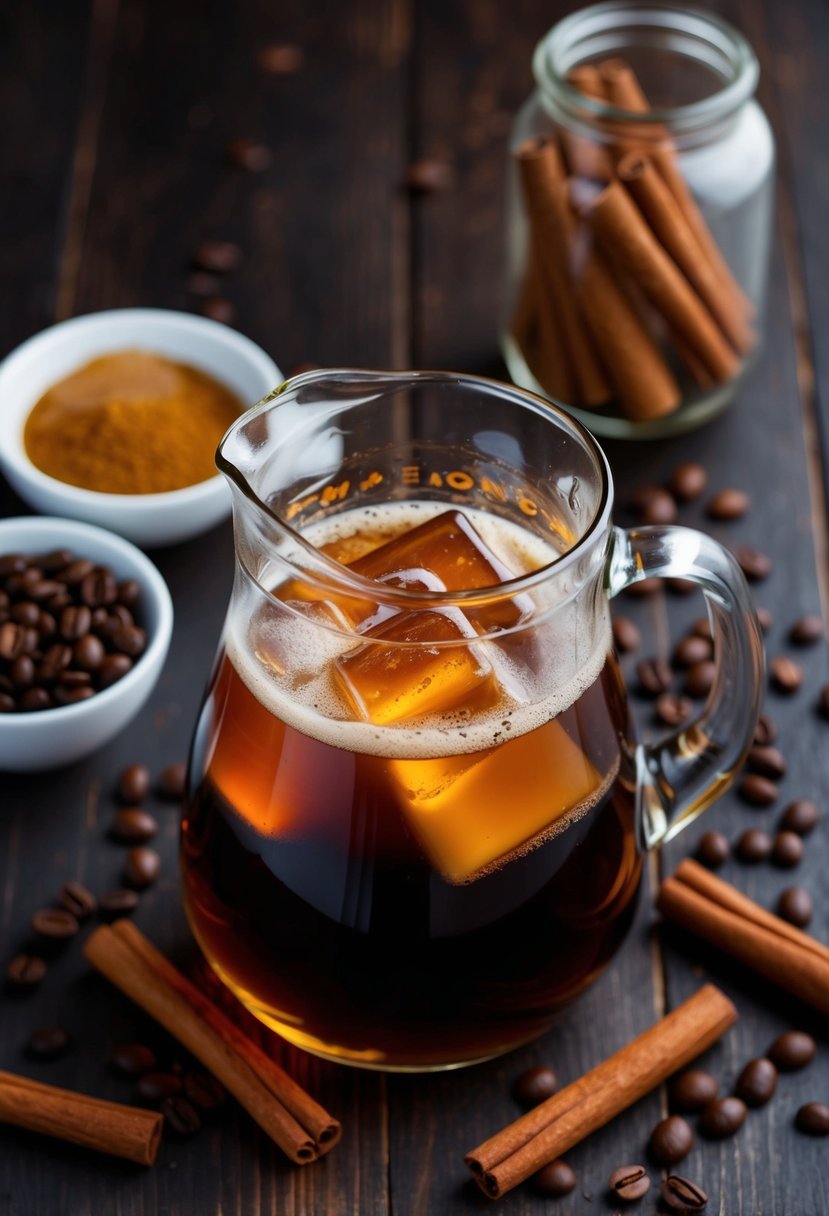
(558, 65), (615, 182)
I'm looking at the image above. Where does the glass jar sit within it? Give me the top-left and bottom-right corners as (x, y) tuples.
(502, 2), (775, 439)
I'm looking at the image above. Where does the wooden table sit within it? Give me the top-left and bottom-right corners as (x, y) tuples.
(2, 2), (829, 1212)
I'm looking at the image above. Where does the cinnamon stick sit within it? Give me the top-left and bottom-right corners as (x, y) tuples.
(0, 1070), (162, 1165)
(465, 984), (736, 1199)
(658, 858), (829, 1015)
(559, 65), (614, 182)
(84, 922), (341, 1163)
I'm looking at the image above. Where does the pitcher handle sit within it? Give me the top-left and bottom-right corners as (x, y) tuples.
(607, 524), (765, 851)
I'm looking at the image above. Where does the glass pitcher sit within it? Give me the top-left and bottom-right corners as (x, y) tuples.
(181, 370), (763, 1071)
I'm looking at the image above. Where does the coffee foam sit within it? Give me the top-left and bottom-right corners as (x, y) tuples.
(225, 502), (611, 760)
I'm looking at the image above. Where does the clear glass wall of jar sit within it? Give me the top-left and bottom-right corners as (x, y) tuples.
(502, 2), (775, 439)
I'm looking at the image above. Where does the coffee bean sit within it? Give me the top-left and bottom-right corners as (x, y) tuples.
(226, 137), (273, 172)
(161, 1095), (202, 1136)
(117, 579), (141, 608)
(691, 617), (713, 641)
(670, 462), (707, 502)
(738, 774), (778, 807)
(753, 713), (778, 746)
(0, 554), (27, 577)
(533, 1158), (576, 1197)
(673, 636), (713, 668)
(11, 601), (39, 626)
(58, 670), (92, 689)
(0, 622), (30, 660)
(118, 764), (151, 804)
(734, 545), (772, 581)
(631, 485), (678, 525)
(98, 888), (139, 921)
(0, 692), (15, 712)
(746, 745), (786, 780)
(772, 830), (804, 868)
(36, 643), (72, 682)
(698, 1095), (746, 1138)
(136, 1071), (182, 1103)
(707, 488), (749, 520)
(624, 576), (661, 597)
(512, 1065), (557, 1107)
(637, 657), (673, 696)
(819, 685), (829, 719)
(612, 616), (641, 654)
(258, 42), (304, 74)
(768, 1029), (817, 1071)
(6, 953), (46, 988)
(609, 1164), (650, 1202)
(57, 559), (94, 586)
(695, 831), (730, 869)
(124, 847), (160, 890)
(35, 610), (57, 638)
(655, 692), (693, 727)
(80, 568), (117, 608)
(58, 880), (96, 920)
(183, 1071), (227, 1111)
(40, 549), (74, 573)
(670, 1068), (719, 1112)
(200, 297), (236, 325)
(736, 828), (773, 862)
(795, 1102), (829, 1135)
(100, 654), (133, 688)
(20, 687), (52, 712)
(789, 614), (823, 645)
(158, 761), (187, 801)
(781, 799), (820, 836)
(28, 579), (63, 602)
(111, 807), (158, 845)
(405, 158), (454, 193)
(648, 1114), (693, 1164)
(54, 684), (95, 706)
(660, 1175), (709, 1212)
(112, 624), (147, 657)
(734, 1057), (777, 1107)
(111, 1042), (157, 1076)
(10, 655), (34, 687)
(73, 634), (105, 671)
(684, 660), (716, 699)
(26, 1026), (70, 1059)
(777, 886), (813, 927)
(192, 239), (243, 274)
(31, 907), (79, 940)
(770, 656), (804, 694)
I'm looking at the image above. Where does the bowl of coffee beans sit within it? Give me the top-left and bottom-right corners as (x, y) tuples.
(0, 516), (173, 771)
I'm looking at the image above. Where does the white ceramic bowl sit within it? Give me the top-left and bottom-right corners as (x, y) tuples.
(0, 517), (173, 772)
(0, 308), (281, 547)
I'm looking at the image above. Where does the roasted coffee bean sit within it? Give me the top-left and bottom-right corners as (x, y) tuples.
(136, 1071), (182, 1102)
(707, 488), (749, 520)
(673, 636), (713, 668)
(59, 670), (92, 689)
(512, 1065), (557, 1107)
(258, 41), (304, 73)
(670, 462), (707, 502)
(54, 684), (95, 706)
(753, 713), (778, 746)
(118, 764), (151, 804)
(6, 567), (42, 595)
(26, 1026), (70, 1059)
(819, 685), (829, 719)
(112, 623), (147, 657)
(772, 830), (804, 868)
(695, 831), (730, 869)
(670, 1068), (719, 1112)
(736, 828), (773, 862)
(684, 660), (716, 699)
(39, 549), (74, 573)
(777, 886), (813, 928)
(226, 137), (273, 172)
(608, 1164), (650, 1202)
(111, 807), (158, 845)
(735, 1057), (777, 1107)
(10, 655), (34, 687)
(790, 615), (824, 645)
(31, 907), (79, 940)
(36, 643), (72, 681)
(637, 657), (673, 696)
(533, 1158), (576, 1197)
(58, 604), (91, 641)
(746, 745), (786, 780)
(100, 654), (133, 688)
(158, 761), (187, 801)
(405, 158), (454, 193)
(648, 1114), (693, 1164)
(757, 603), (772, 630)
(6, 953), (46, 988)
(183, 1071), (227, 1111)
(58, 880), (96, 920)
(781, 799), (820, 835)
(660, 1175), (708, 1212)
(98, 888), (139, 921)
(28, 579), (63, 602)
(124, 847), (161, 890)
(0, 621), (31, 659)
(200, 296), (236, 325)
(612, 616), (641, 653)
(35, 610), (56, 638)
(691, 617), (714, 641)
(192, 239), (243, 273)
(738, 774), (778, 807)
(73, 634), (105, 671)
(20, 687), (52, 711)
(795, 1102), (829, 1135)
(117, 579), (141, 608)
(57, 558), (94, 585)
(655, 692), (693, 727)
(161, 1095), (202, 1136)
(80, 568), (117, 608)
(625, 576), (661, 597)
(770, 656), (804, 694)
(0, 554), (27, 577)
(631, 485), (678, 525)
(0, 692), (15, 712)
(698, 1095), (747, 1138)
(11, 601), (39, 626)
(111, 1042), (157, 1076)
(769, 1030), (817, 1070)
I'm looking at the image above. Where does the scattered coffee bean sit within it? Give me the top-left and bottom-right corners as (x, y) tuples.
(768, 1030), (817, 1071)
(226, 137), (273, 172)
(780, 799), (820, 836)
(58, 880), (96, 920)
(183, 1071), (227, 1111)
(612, 616), (641, 654)
(735, 1058), (777, 1107)
(124, 847), (161, 890)
(736, 828), (773, 862)
(257, 42), (304, 74)
(6, 953), (47, 989)
(660, 1175), (708, 1212)
(795, 1102), (829, 1136)
(790, 615), (824, 645)
(158, 761), (187, 801)
(118, 763), (150, 804)
(772, 830), (804, 868)
(756, 606), (773, 633)
(533, 1158), (577, 1197)
(624, 576), (661, 597)
(192, 239), (243, 274)
(200, 296), (236, 325)
(26, 1026), (70, 1060)
(695, 831), (730, 870)
(512, 1065), (558, 1107)
(738, 774), (778, 807)
(136, 1071), (182, 1103)
(770, 656), (804, 694)
(111, 807), (158, 845)
(655, 692), (693, 727)
(31, 908), (79, 940)
(609, 1164), (650, 1202)
(673, 636), (712, 668)
(753, 713), (778, 746)
(648, 1114), (694, 1164)
(734, 545), (772, 582)
(637, 657), (673, 697)
(161, 1094), (202, 1136)
(776, 886), (813, 928)
(818, 684), (829, 719)
(631, 485), (678, 525)
(707, 488), (749, 520)
(187, 271), (220, 296)
(684, 660), (716, 699)
(670, 1068), (719, 1112)
(698, 1095), (746, 1138)
(670, 462), (707, 502)
(405, 158), (454, 193)
(98, 888), (140, 921)
(746, 745), (786, 780)
(691, 617), (713, 641)
(111, 1042), (157, 1076)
